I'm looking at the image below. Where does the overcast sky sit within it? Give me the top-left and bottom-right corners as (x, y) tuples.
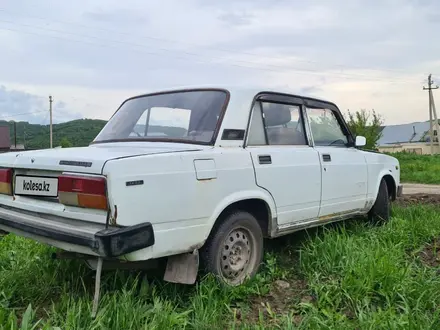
(0, 0), (439, 125)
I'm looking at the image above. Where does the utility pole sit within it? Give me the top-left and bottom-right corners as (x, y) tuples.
(49, 95), (53, 148)
(423, 74), (439, 155)
(13, 121), (16, 149)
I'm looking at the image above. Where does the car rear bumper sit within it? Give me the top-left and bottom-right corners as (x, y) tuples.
(397, 184), (403, 197)
(0, 205), (155, 258)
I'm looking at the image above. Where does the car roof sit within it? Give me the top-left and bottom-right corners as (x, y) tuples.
(129, 84), (334, 105)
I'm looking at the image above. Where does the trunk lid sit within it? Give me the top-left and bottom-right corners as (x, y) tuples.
(1, 142), (203, 174)
(0, 142), (204, 225)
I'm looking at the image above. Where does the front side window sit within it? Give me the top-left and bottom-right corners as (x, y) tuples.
(93, 90), (228, 144)
(306, 107), (348, 146)
(247, 101), (307, 146)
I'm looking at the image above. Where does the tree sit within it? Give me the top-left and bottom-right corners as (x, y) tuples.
(346, 109), (384, 150)
(60, 137), (73, 148)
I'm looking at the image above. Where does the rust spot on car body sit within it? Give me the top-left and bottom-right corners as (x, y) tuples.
(197, 178), (215, 182)
(109, 205), (118, 226)
(318, 209), (359, 221)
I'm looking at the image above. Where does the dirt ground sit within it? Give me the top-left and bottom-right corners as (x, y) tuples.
(395, 193), (440, 207)
(240, 277), (311, 326)
(418, 237), (440, 269)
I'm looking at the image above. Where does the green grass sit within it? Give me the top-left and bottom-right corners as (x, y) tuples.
(1, 205), (440, 329)
(392, 152), (440, 184)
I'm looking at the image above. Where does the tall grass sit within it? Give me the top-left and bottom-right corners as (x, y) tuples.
(299, 205), (440, 329)
(0, 205), (440, 329)
(392, 152), (440, 184)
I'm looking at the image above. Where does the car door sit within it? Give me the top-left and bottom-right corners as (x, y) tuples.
(245, 96), (322, 227)
(304, 103), (368, 217)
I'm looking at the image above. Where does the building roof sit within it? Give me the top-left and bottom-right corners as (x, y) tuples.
(0, 126), (10, 149)
(378, 121), (434, 146)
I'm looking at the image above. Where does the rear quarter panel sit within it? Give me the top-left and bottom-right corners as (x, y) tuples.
(102, 148), (276, 261)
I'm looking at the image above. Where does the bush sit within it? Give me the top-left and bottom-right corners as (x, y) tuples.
(346, 109), (384, 150)
(59, 137), (73, 148)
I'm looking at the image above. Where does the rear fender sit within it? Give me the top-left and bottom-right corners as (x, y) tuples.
(204, 189), (277, 241)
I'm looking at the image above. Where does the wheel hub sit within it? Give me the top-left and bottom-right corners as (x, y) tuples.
(220, 228), (252, 281)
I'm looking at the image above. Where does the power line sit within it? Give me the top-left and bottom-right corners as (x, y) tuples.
(0, 7), (420, 77)
(0, 19), (422, 83)
(0, 110), (47, 119)
(39, 110), (49, 125)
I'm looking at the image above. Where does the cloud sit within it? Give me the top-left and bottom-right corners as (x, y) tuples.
(0, 86), (46, 123)
(300, 86), (323, 96)
(0, 86), (83, 124)
(82, 8), (148, 27)
(0, 0), (438, 125)
(217, 11), (253, 27)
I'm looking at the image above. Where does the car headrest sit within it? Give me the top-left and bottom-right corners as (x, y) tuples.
(263, 103), (291, 126)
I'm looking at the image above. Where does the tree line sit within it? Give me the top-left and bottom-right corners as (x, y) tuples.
(0, 110), (384, 150)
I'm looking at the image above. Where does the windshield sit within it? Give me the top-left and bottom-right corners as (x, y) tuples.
(93, 90), (228, 144)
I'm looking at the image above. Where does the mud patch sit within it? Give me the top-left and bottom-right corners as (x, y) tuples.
(240, 277), (311, 326)
(418, 237), (440, 268)
(395, 194), (440, 207)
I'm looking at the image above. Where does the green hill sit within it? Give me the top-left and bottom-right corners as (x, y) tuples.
(0, 119), (189, 149)
(0, 119), (107, 149)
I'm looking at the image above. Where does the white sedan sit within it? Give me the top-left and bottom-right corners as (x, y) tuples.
(0, 86), (402, 287)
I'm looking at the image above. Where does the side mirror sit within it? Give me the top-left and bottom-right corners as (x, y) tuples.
(355, 135), (366, 147)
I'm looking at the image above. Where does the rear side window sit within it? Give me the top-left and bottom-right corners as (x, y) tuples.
(247, 101), (308, 146)
(247, 103), (266, 145)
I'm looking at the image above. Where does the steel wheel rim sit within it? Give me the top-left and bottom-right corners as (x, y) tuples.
(219, 226), (257, 285)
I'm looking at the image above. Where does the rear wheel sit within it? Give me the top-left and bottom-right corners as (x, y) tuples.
(368, 178), (390, 224)
(200, 211), (264, 285)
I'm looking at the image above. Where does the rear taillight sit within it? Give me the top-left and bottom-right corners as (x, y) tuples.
(58, 175), (108, 210)
(0, 168), (12, 195)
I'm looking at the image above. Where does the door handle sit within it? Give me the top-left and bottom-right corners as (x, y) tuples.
(322, 154), (331, 162)
(258, 155), (272, 164)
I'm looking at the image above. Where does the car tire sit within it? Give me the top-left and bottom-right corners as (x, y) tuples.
(200, 210), (264, 286)
(368, 178), (390, 224)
